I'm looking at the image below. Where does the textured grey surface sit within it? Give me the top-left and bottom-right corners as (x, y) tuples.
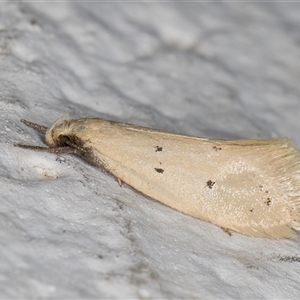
(1, 2), (300, 298)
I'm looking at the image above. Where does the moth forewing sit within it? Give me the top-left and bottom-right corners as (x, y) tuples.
(16, 117), (300, 239)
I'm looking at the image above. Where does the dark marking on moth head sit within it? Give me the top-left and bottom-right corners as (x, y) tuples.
(57, 134), (103, 168)
(155, 168), (164, 174)
(206, 180), (215, 189)
(250, 208), (254, 212)
(213, 146), (222, 151)
(155, 146), (163, 152)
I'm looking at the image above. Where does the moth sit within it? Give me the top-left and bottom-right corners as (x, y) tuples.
(15, 116), (300, 239)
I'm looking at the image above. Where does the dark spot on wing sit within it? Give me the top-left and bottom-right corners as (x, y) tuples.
(155, 168), (164, 174)
(259, 185), (269, 194)
(213, 146), (222, 151)
(265, 198), (271, 206)
(206, 180), (215, 189)
(155, 146), (163, 152)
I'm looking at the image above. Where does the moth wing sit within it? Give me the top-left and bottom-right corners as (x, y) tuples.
(76, 120), (300, 238)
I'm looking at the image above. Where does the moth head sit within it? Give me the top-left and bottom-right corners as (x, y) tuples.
(45, 115), (71, 147)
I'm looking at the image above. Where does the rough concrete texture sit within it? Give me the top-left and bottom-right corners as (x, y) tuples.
(1, 2), (300, 299)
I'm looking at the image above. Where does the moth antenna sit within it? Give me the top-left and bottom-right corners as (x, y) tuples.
(20, 119), (48, 132)
(14, 143), (76, 154)
(48, 114), (68, 132)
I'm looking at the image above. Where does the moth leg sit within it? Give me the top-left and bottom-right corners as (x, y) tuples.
(221, 227), (232, 236)
(14, 143), (76, 154)
(117, 178), (123, 187)
(59, 139), (86, 154)
(20, 119), (48, 132)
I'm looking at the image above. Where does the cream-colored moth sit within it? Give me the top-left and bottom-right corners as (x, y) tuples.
(15, 116), (300, 239)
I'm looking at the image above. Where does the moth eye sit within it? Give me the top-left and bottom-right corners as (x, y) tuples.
(58, 135), (71, 147)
